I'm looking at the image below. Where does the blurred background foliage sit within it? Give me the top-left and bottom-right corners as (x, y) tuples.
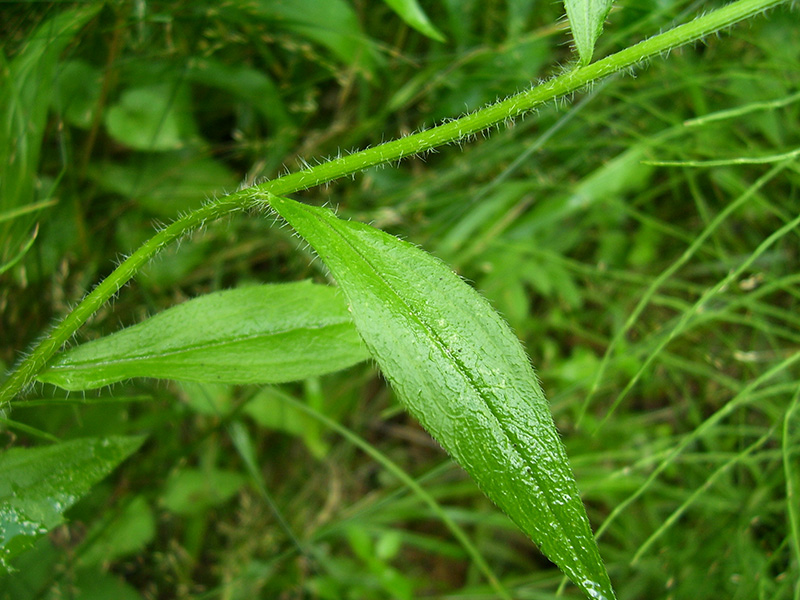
(1, 1), (799, 598)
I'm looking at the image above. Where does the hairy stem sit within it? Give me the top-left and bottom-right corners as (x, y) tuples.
(0, 0), (787, 404)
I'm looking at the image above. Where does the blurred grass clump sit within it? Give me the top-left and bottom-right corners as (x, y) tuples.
(1, 1), (799, 599)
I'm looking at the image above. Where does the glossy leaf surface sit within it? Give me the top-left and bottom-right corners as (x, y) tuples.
(0, 436), (144, 570)
(268, 195), (615, 600)
(564, 0), (614, 65)
(39, 282), (369, 390)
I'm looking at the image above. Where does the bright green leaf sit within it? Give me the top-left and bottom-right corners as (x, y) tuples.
(38, 281), (370, 391)
(267, 195), (616, 600)
(381, 0), (446, 42)
(563, 0), (614, 65)
(0, 436), (145, 570)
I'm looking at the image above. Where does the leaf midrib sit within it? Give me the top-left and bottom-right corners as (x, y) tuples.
(48, 322), (354, 370)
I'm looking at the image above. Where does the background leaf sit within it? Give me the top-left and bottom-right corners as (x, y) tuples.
(160, 468), (246, 516)
(38, 281), (370, 391)
(89, 151), (239, 219)
(563, 0), (614, 65)
(104, 83), (198, 151)
(244, 386), (329, 458)
(51, 59), (103, 129)
(78, 496), (155, 567)
(267, 195), (615, 600)
(0, 436), (145, 570)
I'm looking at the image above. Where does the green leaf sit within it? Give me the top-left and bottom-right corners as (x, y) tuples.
(79, 496), (155, 567)
(104, 84), (197, 151)
(784, 391), (800, 580)
(62, 570), (143, 600)
(267, 195), (616, 600)
(381, 0), (446, 42)
(160, 468), (246, 516)
(52, 59), (103, 129)
(90, 151), (239, 218)
(244, 387), (329, 458)
(185, 57), (294, 132)
(0, 436), (145, 570)
(38, 281), (370, 391)
(567, 143), (652, 210)
(563, 0), (614, 65)
(0, 4), (101, 269)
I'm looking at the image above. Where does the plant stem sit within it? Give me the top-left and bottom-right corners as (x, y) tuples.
(1, 198), (241, 405)
(0, 0), (787, 405)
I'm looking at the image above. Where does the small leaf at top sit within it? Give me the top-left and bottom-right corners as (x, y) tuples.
(0, 436), (145, 571)
(381, 0), (446, 42)
(38, 282), (370, 391)
(267, 195), (616, 600)
(563, 0), (614, 65)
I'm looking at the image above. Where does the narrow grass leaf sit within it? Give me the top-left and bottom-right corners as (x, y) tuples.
(784, 389), (800, 596)
(0, 435), (145, 571)
(563, 0), (613, 65)
(381, 0), (446, 42)
(0, 223), (39, 276)
(267, 195), (616, 600)
(38, 282), (369, 391)
(0, 4), (101, 267)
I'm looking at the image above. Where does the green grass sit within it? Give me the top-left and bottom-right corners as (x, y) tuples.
(1, 1), (799, 599)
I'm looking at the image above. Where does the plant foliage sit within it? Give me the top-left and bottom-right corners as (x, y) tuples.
(0, 1), (797, 598)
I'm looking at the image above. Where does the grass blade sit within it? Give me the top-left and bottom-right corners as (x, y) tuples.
(267, 194), (616, 600)
(785, 388), (800, 600)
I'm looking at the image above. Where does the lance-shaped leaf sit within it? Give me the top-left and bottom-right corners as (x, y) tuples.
(38, 281), (369, 391)
(564, 0), (614, 65)
(0, 435), (144, 571)
(267, 195), (615, 600)
(381, 0), (446, 42)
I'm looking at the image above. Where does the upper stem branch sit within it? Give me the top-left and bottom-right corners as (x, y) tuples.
(0, 0), (787, 405)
